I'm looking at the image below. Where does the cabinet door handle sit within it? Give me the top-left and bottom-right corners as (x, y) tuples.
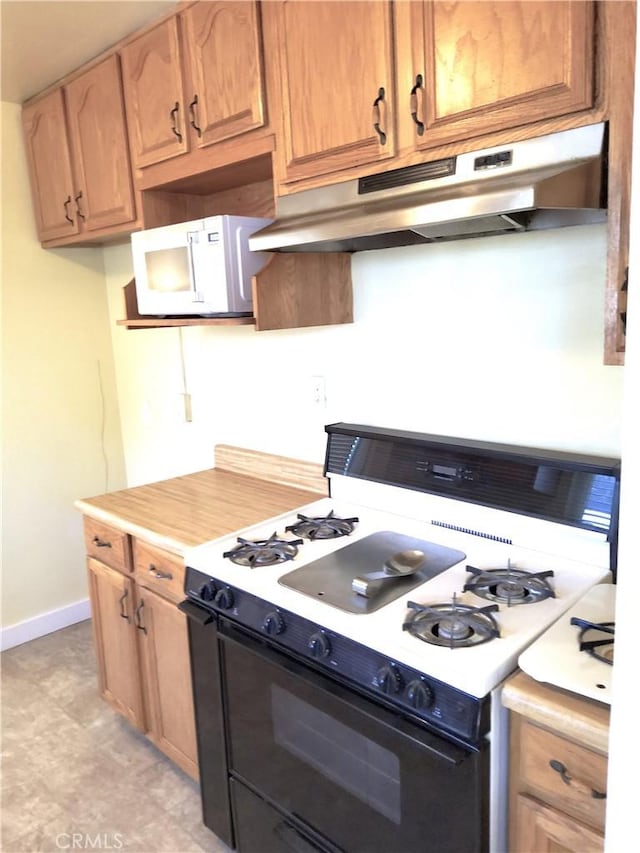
(410, 74), (425, 136)
(549, 759), (607, 799)
(170, 101), (182, 142)
(92, 535), (112, 549)
(372, 87), (387, 145)
(119, 589), (130, 622)
(134, 600), (147, 634)
(148, 563), (173, 581)
(75, 191), (85, 220)
(63, 195), (74, 224)
(189, 95), (201, 136)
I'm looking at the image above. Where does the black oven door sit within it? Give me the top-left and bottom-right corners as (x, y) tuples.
(219, 618), (489, 853)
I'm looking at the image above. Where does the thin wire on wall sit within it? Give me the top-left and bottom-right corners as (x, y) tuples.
(96, 359), (110, 492)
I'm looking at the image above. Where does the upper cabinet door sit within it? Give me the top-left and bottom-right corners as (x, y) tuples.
(181, 1), (266, 148)
(271, 0), (396, 183)
(64, 55), (136, 231)
(403, 0), (595, 151)
(120, 17), (189, 168)
(22, 89), (79, 241)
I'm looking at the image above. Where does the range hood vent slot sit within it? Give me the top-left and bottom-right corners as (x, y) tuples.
(250, 123), (607, 254)
(358, 157), (457, 194)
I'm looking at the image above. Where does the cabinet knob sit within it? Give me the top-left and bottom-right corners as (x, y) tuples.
(118, 589), (130, 622)
(134, 600), (147, 634)
(75, 191), (85, 220)
(372, 87), (387, 145)
(549, 759), (607, 799)
(92, 535), (112, 548)
(410, 74), (425, 136)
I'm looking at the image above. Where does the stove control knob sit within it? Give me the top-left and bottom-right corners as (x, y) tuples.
(198, 581), (216, 602)
(375, 664), (402, 695)
(308, 632), (331, 659)
(262, 611), (285, 636)
(406, 679), (434, 710)
(213, 587), (235, 610)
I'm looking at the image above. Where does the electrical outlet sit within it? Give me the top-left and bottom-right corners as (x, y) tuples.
(311, 376), (326, 408)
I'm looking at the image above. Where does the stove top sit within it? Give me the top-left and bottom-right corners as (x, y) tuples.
(184, 424), (619, 699)
(184, 495), (611, 698)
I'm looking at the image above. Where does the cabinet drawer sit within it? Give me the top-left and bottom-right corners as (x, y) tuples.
(518, 719), (607, 831)
(84, 517), (131, 573)
(133, 539), (185, 603)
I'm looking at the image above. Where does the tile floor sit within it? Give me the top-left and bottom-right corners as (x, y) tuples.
(1, 620), (230, 852)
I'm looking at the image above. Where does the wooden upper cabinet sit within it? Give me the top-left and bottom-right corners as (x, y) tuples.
(120, 17), (189, 167)
(269, 0), (396, 183)
(64, 54), (136, 232)
(398, 0), (595, 152)
(22, 89), (79, 241)
(180, 0), (266, 149)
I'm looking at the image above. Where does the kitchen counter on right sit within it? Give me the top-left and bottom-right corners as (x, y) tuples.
(502, 670), (610, 851)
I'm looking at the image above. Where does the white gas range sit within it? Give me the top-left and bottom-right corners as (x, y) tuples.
(181, 423), (620, 853)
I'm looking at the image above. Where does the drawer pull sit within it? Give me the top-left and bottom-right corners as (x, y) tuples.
(549, 759), (607, 799)
(92, 535), (112, 548)
(149, 563), (173, 581)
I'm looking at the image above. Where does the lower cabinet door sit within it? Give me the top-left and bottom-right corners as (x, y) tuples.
(87, 557), (145, 730)
(515, 794), (604, 853)
(135, 585), (198, 779)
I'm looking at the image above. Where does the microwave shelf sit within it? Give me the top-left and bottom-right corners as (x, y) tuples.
(119, 252), (353, 333)
(117, 281), (255, 329)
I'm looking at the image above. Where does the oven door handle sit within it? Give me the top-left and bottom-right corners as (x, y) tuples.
(178, 598), (215, 625)
(219, 618), (475, 766)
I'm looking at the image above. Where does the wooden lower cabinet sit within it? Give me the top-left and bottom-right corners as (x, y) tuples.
(503, 674), (609, 853)
(135, 585), (198, 778)
(85, 520), (198, 780)
(87, 557), (145, 731)
(515, 793), (604, 853)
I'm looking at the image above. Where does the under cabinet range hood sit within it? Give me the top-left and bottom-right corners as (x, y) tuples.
(249, 123), (607, 253)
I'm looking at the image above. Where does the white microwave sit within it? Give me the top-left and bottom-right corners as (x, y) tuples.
(131, 215), (273, 317)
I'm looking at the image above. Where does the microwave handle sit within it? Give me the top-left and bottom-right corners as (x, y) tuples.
(187, 231), (203, 302)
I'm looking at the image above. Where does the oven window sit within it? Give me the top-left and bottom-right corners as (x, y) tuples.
(271, 684), (401, 824)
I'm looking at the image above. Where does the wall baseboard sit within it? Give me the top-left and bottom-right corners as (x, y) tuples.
(1, 598), (91, 652)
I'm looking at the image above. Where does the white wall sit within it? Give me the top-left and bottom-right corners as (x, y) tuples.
(1, 101), (126, 644)
(105, 222), (623, 487)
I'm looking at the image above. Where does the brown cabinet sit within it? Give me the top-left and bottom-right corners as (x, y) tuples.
(268, 0), (597, 189)
(83, 517), (198, 780)
(22, 89), (78, 242)
(22, 55), (137, 244)
(120, 1), (267, 170)
(267, 0), (396, 184)
(87, 557), (145, 731)
(502, 672), (609, 853)
(396, 1), (595, 154)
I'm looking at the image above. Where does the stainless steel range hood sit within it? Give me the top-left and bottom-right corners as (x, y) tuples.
(250, 123), (607, 253)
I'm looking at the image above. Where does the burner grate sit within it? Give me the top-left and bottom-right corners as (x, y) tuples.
(570, 617), (615, 665)
(463, 561), (555, 606)
(223, 532), (303, 567)
(402, 595), (500, 648)
(285, 510), (359, 540)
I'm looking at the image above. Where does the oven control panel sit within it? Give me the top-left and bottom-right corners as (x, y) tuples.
(184, 566), (489, 744)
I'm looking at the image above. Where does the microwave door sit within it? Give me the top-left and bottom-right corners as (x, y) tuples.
(135, 228), (199, 315)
